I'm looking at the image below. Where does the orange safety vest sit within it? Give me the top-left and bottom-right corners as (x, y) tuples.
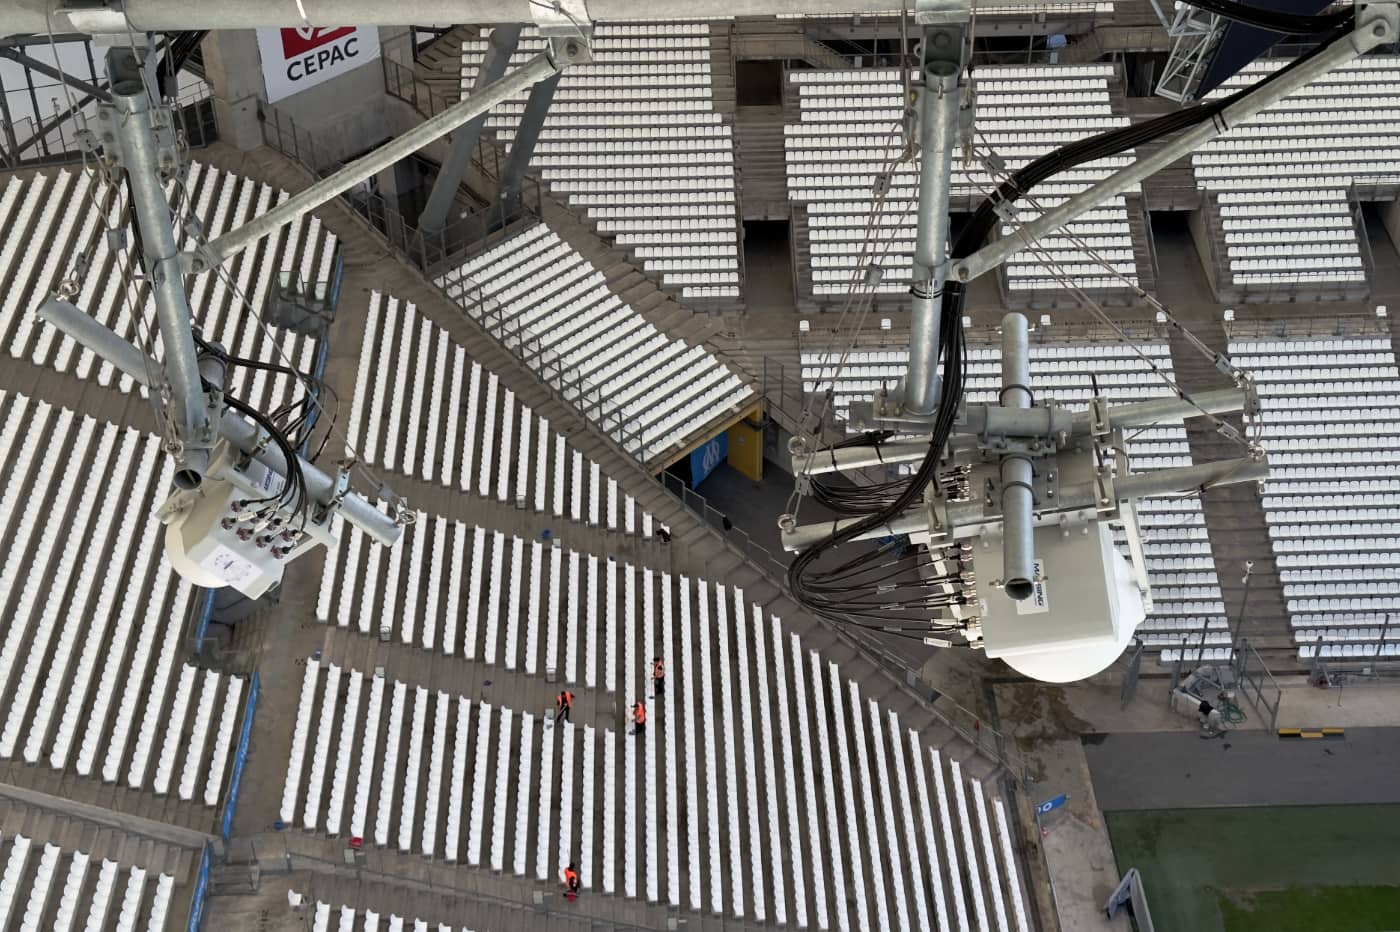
(653, 660), (665, 680)
(558, 691), (573, 709)
(634, 703), (647, 725)
(563, 867), (579, 886)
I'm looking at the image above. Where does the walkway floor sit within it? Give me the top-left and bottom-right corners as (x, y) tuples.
(1084, 727), (1400, 810)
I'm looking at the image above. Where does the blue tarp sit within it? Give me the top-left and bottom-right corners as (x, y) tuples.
(186, 843), (211, 932)
(221, 671), (260, 841)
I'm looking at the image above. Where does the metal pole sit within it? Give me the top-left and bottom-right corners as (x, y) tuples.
(905, 67), (960, 415)
(190, 46), (573, 274)
(951, 10), (1396, 284)
(4, 0), (1083, 34)
(103, 54), (211, 484)
(0, 46), (112, 102)
(36, 297), (401, 546)
(418, 22), (522, 232)
(779, 453), (1268, 550)
(1230, 560), (1253, 655)
(999, 312), (1035, 601)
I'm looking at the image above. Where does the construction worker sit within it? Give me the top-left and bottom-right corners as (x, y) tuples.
(652, 657), (665, 698)
(631, 700), (647, 735)
(555, 690), (574, 723)
(562, 863), (581, 899)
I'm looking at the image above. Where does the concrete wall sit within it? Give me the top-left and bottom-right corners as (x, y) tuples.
(202, 26), (413, 162)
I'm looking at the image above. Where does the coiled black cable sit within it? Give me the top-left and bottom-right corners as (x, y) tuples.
(787, 17), (1356, 633)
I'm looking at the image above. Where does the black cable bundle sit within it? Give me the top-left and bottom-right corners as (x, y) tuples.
(786, 16), (1356, 635)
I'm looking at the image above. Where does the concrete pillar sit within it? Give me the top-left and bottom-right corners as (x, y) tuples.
(200, 30), (264, 149)
(419, 23), (522, 232)
(499, 70), (561, 215)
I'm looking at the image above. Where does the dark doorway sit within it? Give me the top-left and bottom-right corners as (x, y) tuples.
(742, 219), (795, 310)
(737, 60), (784, 107)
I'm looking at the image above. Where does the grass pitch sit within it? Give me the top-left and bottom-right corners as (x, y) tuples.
(1105, 805), (1400, 932)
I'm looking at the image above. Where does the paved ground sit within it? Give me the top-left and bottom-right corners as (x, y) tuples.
(1084, 727), (1400, 810)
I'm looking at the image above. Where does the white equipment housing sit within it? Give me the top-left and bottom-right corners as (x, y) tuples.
(972, 522), (1145, 683)
(160, 441), (336, 599)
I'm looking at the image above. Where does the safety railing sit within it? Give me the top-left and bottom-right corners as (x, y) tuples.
(1222, 310), (1390, 341)
(381, 55), (505, 182)
(436, 266), (671, 465)
(2, 80), (217, 167)
(1232, 637), (1281, 732)
(247, 835), (673, 931)
(257, 99), (541, 277)
(656, 443), (1034, 785)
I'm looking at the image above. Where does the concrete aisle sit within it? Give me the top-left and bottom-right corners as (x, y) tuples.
(1084, 727), (1400, 810)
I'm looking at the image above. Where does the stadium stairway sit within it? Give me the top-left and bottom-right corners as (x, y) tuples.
(733, 104), (790, 218)
(1167, 316), (1294, 658)
(413, 26), (477, 103)
(728, 17), (851, 70)
(534, 192), (729, 349)
(197, 138), (1017, 697)
(189, 141), (1027, 926)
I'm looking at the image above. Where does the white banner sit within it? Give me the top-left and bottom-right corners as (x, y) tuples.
(256, 26), (381, 104)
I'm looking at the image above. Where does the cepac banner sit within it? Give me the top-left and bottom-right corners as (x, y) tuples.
(256, 25), (380, 103)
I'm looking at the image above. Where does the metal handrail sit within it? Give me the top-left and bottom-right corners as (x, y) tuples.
(656, 457), (1034, 785)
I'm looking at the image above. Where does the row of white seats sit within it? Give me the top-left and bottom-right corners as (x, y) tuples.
(282, 573), (1032, 929)
(0, 163), (328, 416)
(318, 514), (680, 689)
(306, 898), (487, 932)
(785, 67), (1140, 297)
(346, 291), (660, 535)
(1230, 334), (1400, 658)
(437, 227), (753, 457)
(0, 391), (243, 806)
(0, 833), (173, 932)
(1193, 57), (1400, 291)
(462, 24), (741, 295)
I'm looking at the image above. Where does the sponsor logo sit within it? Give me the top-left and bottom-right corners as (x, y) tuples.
(279, 26), (356, 57)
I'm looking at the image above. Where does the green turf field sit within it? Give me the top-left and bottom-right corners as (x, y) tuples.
(1104, 805), (1400, 932)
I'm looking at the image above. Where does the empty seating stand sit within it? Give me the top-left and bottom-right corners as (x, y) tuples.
(436, 228), (755, 463)
(0, 826), (183, 931)
(784, 64), (1139, 303)
(1193, 57), (1400, 301)
(347, 291), (662, 534)
(0, 161), (334, 415)
(460, 23), (741, 300)
(284, 566), (1033, 930)
(0, 390), (246, 810)
(318, 512), (678, 687)
(303, 897), (488, 932)
(1229, 332), (1400, 659)
(801, 341), (1229, 657)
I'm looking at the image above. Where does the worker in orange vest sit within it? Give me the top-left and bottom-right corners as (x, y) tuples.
(652, 657), (665, 698)
(632, 700), (647, 735)
(562, 862), (581, 899)
(555, 690), (574, 723)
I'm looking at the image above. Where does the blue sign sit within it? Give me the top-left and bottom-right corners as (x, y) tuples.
(1036, 794), (1068, 817)
(688, 433), (728, 488)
